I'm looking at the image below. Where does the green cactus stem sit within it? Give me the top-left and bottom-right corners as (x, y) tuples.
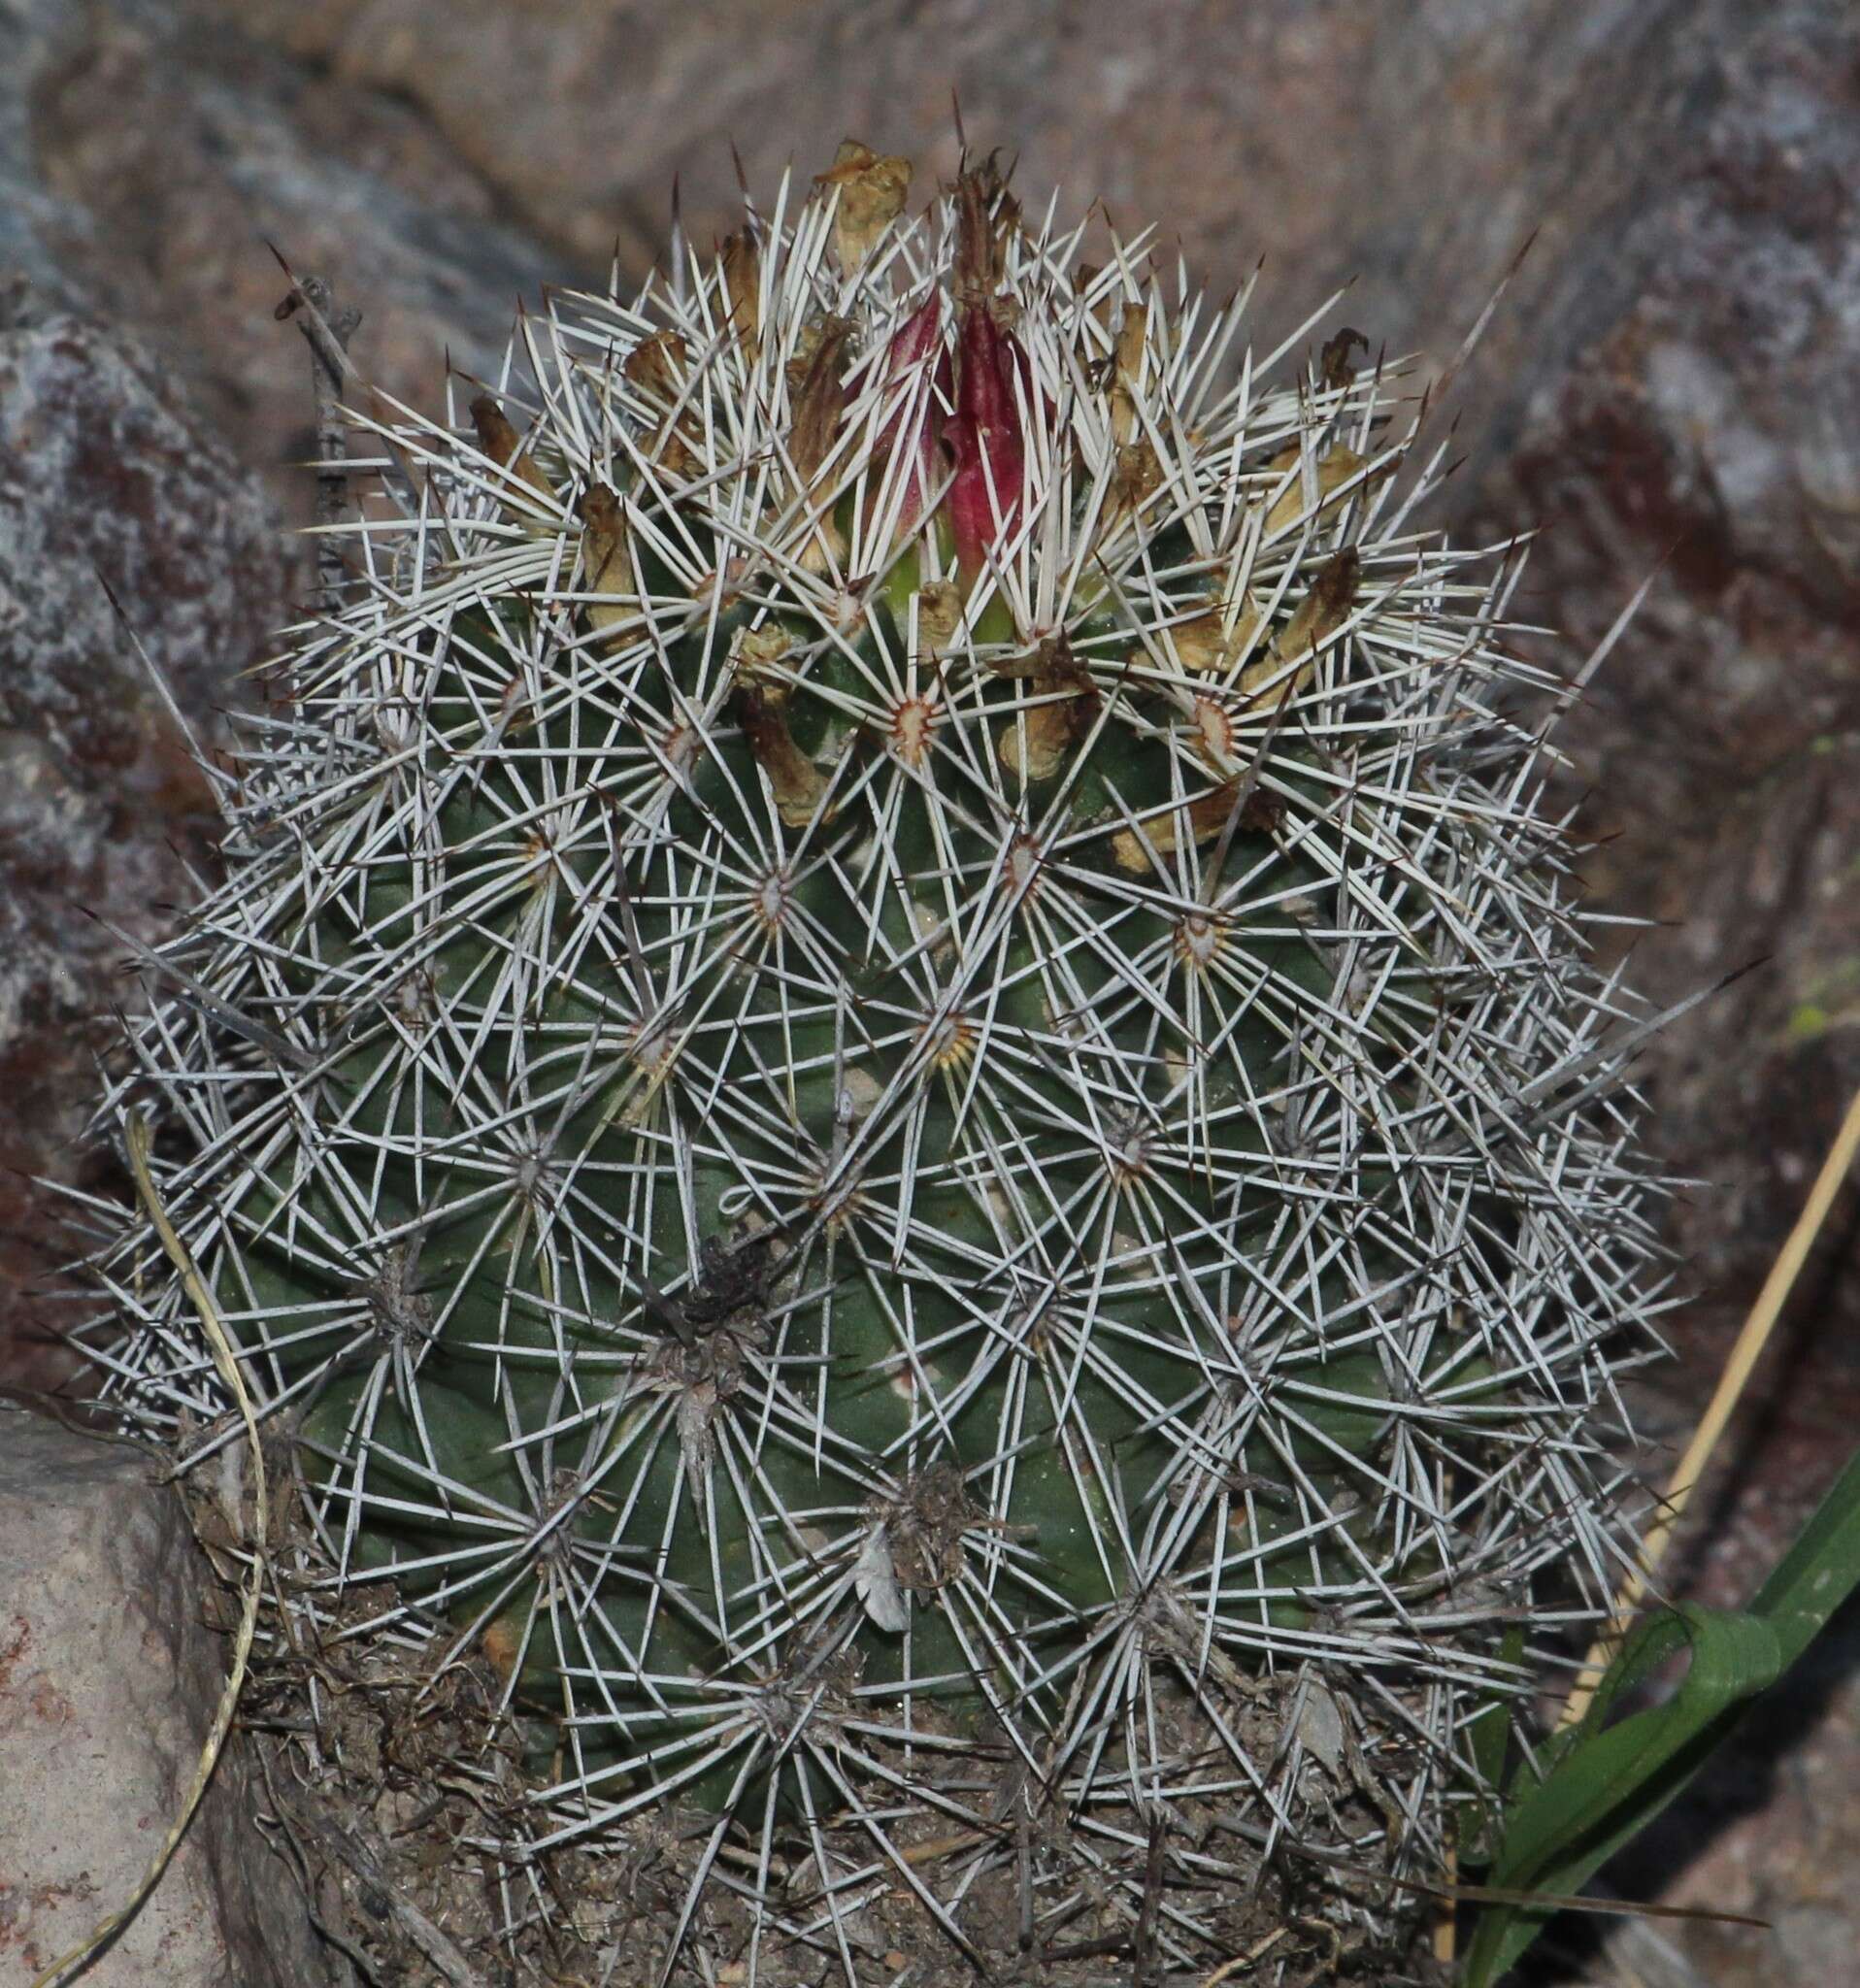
(79, 142), (1670, 1982)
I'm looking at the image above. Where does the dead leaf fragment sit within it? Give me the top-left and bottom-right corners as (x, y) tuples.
(1294, 1678), (1346, 1774)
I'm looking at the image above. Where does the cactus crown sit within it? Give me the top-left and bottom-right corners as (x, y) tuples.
(82, 141), (1668, 1980)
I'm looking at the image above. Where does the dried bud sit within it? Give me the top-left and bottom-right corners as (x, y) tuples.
(1167, 594), (1266, 677)
(721, 226), (762, 348)
(788, 315), (854, 571)
(815, 140), (912, 274)
(784, 315), (831, 389)
(728, 622), (795, 688)
(953, 152), (1019, 308)
(1073, 260), (1114, 328)
(1264, 442), (1371, 536)
(1112, 781), (1247, 875)
(1105, 439), (1164, 538)
(789, 316), (853, 487)
(998, 635), (1100, 782)
(1274, 547), (1360, 666)
(913, 580), (962, 657)
(625, 331), (701, 478)
(1320, 325), (1369, 390)
(470, 394), (555, 520)
(738, 683), (833, 827)
(1109, 299), (1150, 447)
(579, 482), (633, 646)
(624, 329), (686, 406)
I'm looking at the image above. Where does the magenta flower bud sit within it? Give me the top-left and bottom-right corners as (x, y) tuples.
(871, 294), (950, 538)
(946, 305), (1026, 580)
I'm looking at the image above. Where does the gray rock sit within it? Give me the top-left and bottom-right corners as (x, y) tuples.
(0, 0), (576, 1399)
(1776, 1904), (1858, 1979)
(1471, 0), (1860, 1322)
(22, 0), (573, 528)
(0, 0), (92, 311)
(0, 1407), (334, 1986)
(0, 303), (286, 1396)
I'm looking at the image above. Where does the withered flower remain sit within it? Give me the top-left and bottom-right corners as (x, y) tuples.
(814, 138), (913, 274)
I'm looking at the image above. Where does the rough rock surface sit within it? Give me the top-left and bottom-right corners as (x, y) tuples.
(1472, 0), (1860, 1327)
(0, 0), (581, 1399)
(0, 296), (287, 1398)
(0, 1407), (333, 1986)
(22, 0), (574, 527)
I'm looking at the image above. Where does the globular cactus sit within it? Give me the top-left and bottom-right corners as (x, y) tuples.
(82, 140), (1668, 1981)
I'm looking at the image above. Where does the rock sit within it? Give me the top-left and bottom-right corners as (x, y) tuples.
(23, 0), (573, 527)
(1, 0), (564, 1393)
(0, 0), (92, 311)
(0, 1407), (334, 1986)
(0, 298), (288, 1398)
(1472, 0), (1860, 1335)
(1579, 1917), (1719, 1988)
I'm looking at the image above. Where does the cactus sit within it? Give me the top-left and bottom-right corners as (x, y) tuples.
(81, 141), (1669, 1981)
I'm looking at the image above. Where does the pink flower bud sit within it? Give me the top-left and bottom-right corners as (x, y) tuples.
(872, 296), (950, 539)
(946, 305), (1026, 580)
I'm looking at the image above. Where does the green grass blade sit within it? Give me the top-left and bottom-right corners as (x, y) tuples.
(1461, 1606), (1778, 1983)
(1746, 1442), (1860, 1670)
